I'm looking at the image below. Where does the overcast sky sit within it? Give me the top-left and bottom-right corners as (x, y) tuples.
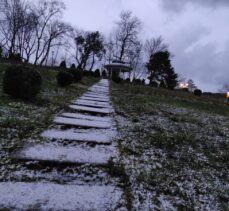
(63, 0), (229, 92)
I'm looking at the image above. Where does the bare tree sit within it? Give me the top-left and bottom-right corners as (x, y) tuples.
(104, 33), (115, 64)
(0, 0), (30, 56)
(114, 11), (142, 61)
(33, 0), (65, 65)
(187, 79), (197, 91)
(144, 36), (168, 59)
(39, 21), (72, 65)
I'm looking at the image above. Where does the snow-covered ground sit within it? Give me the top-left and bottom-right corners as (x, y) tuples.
(0, 79), (125, 210)
(110, 83), (229, 210)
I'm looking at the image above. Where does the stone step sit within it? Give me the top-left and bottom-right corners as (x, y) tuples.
(41, 128), (114, 144)
(0, 182), (122, 211)
(79, 97), (110, 103)
(83, 94), (109, 99)
(54, 117), (111, 129)
(69, 105), (111, 114)
(73, 100), (110, 107)
(59, 112), (112, 122)
(13, 143), (116, 166)
(72, 102), (110, 109)
(81, 94), (109, 100)
(87, 91), (109, 95)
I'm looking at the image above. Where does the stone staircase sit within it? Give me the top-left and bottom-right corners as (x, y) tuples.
(0, 79), (123, 210)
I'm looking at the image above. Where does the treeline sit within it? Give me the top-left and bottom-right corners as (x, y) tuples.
(0, 0), (178, 89)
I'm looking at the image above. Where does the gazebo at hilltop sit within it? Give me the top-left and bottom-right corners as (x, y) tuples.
(104, 60), (132, 79)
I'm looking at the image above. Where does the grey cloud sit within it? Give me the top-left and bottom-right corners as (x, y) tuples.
(161, 0), (229, 12)
(172, 42), (229, 91)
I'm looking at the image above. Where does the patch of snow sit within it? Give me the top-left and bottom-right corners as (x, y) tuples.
(0, 182), (122, 211)
(59, 113), (112, 122)
(72, 102), (110, 109)
(41, 129), (114, 144)
(14, 143), (116, 165)
(72, 99), (110, 107)
(78, 96), (110, 102)
(54, 117), (112, 129)
(69, 105), (112, 114)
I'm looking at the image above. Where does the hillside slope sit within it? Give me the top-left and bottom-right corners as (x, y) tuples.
(110, 82), (229, 210)
(0, 63), (99, 181)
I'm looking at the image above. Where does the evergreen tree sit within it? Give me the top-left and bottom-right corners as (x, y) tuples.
(147, 51), (178, 89)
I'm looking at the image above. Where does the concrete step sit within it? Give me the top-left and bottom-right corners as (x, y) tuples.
(41, 128), (115, 144)
(53, 117), (112, 129)
(13, 143), (116, 166)
(69, 105), (112, 115)
(0, 182), (122, 211)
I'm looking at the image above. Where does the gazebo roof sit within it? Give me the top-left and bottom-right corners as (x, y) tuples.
(104, 60), (132, 72)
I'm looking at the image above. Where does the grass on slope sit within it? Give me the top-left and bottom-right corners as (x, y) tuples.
(110, 82), (229, 210)
(0, 63), (99, 181)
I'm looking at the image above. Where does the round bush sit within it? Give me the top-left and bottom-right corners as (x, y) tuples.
(3, 65), (42, 100)
(59, 60), (66, 69)
(57, 71), (73, 87)
(94, 69), (100, 78)
(194, 89), (202, 96)
(68, 68), (83, 83)
(70, 63), (76, 69)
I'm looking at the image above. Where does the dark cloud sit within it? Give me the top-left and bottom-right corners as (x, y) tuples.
(161, 0), (229, 12)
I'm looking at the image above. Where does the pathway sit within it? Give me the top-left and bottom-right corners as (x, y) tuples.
(0, 79), (123, 210)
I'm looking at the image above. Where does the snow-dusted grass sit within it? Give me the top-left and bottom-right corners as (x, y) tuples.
(110, 82), (229, 210)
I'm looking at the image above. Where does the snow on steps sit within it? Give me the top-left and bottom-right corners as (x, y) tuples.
(53, 116), (112, 129)
(0, 182), (122, 211)
(71, 100), (110, 107)
(59, 112), (112, 122)
(41, 128), (115, 144)
(13, 143), (116, 166)
(78, 96), (110, 102)
(71, 101), (111, 109)
(69, 105), (112, 114)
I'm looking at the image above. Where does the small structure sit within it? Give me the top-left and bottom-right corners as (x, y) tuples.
(104, 60), (132, 79)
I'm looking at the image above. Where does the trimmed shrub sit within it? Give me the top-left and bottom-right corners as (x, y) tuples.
(59, 60), (66, 69)
(57, 71), (73, 87)
(68, 68), (83, 83)
(3, 65), (42, 100)
(194, 89), (202, 96)
(94, 69), (100, 77)
(70, 63), (76, 69)
(150, 81), (158, 87)
(8, 53), (22, 63)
